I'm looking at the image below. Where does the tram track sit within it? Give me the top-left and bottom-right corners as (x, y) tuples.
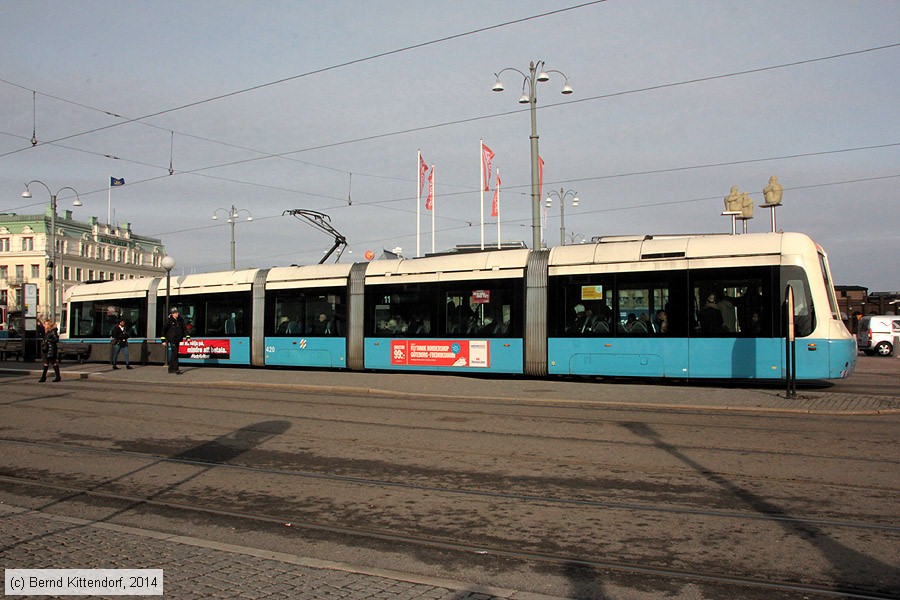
(4, 380), (897, 468)
(0, 472), (893, 600)
(0, 437), (895, 533)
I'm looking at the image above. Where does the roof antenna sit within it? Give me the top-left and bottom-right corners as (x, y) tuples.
(347, 172), (352, 206)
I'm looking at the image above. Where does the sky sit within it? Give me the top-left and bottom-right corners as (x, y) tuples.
(1, 0), (898, 290)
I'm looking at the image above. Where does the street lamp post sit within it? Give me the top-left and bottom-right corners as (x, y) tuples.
(161, 256), (176, 324)
(160, 255), (175, 366)
(21, 181), (82, 323)
(212, 205), (253, 270)
(492, 61), (573, 250)
(545, 188), (579, 247)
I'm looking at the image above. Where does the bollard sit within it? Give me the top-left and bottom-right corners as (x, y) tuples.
(893, 335), (900, 358)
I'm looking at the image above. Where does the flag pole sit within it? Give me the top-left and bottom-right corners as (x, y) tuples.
(416, 150), (421, 258)
(496, 169), (501, 249)
(431, 165), (436, 255)
(480, 139), (485, 250)
(107, 175), (111, 225)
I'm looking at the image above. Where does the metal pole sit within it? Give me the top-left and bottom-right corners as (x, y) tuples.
(230, 205), (237, 270)
(559, 189), (566, 247)
(49, 194), (57, 322)
(528, 63), (541, 251)
(785, 285), (796, 399)
(165, 270), (171, 320)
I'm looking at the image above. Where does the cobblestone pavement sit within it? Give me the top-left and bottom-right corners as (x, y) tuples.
(0, 505), (556, 600)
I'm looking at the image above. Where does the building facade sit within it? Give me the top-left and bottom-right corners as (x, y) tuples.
(0, 206), (166, 328)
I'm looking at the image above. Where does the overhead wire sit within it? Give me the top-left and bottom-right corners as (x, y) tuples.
(201, 171), (900, 270)
(0, 1), (608, 161)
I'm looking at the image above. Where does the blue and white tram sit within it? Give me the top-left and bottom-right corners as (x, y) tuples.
(546, 232), (855, 380)
(62, 231), (856, 381)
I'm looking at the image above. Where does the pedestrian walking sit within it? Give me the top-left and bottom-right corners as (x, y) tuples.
(162, 307), (185, 374)
(111, 318), (132, 370)
(38, 320), (61, 382)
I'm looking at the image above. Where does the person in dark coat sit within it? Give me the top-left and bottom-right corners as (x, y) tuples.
(111, 318), (132, 370)
(162, 307), (186, 374)
(38, 320), (61, 382)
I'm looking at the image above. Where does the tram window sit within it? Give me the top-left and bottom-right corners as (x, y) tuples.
(690, 269), (774, 337)
(205, 300), (243, 336)
(553, 275), (674, 337)
(369, 285), (436, 337)
(782, 267), (815, 337)
(444, 287), (515, 336)
(71, 299), (146, 338)
(366, 279), (520, 338)
(818, 253), (841, 321)
(268, 288), (346, 336)
(158, 292), (250, 337)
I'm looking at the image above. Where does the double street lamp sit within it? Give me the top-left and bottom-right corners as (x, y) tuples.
(212, 205), (253, 270)
(545, 188), (579, 247)
(492, 60), (573, 250)
(21, 180), (83, 322)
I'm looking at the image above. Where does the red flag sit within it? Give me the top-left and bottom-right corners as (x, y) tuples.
(538, 155), (545, 200)
(481, 143), (494, 191)
(419, 154), (429, 194)
(491, 173), (501, 217)
(425, 167), (434, 210)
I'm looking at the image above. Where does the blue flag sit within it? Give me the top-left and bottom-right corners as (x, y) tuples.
(110, 177), (125, 186)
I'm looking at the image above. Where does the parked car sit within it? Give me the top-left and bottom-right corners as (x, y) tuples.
(857, 315), (900, 356)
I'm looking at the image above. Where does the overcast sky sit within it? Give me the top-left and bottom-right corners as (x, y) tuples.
(2, 1), (898, 290)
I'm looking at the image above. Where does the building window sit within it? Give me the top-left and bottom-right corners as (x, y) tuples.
(21, 237), (34, 251)
(0, 238), (9, 252)
(64, 266), (71, 281)
(76, 268), (83, 282)
(31, 264), (40, 279)
(0, 265), (7, 279)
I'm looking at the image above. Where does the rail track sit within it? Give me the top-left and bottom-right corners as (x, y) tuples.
(0, 471), (893, 600)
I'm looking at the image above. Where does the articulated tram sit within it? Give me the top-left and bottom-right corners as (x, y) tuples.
(62, 232), (857, 381)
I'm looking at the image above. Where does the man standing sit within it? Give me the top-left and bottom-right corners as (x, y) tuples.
(163, 307), (185, 374)
(111, 318), (133, 370)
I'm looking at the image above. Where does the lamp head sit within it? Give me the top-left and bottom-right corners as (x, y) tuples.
(518, 93), (530, 104)
(536, 70), (550, 82)
(73, 197), (82, 207)
(246, 216), (253, 222)
(212, 214), (219, 220)
(561, 82), (574, 95)
(545, 196), (553, 208)
(573, 197), (579, 207)
(161, 256), (176, 271)
(491, 77), (504, 92)
(21, 186), (32, 199)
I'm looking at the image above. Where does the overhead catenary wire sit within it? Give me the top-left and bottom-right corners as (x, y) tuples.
(0, 1), (608, 161)
(1, 39), (896, 206)
(178, 172), (900, 270)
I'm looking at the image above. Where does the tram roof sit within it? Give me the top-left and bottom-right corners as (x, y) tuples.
(165, 268), (261, 293)
(365, 248), (531, 278)
(267, 263), (354, 289)
(65, 276), (157, 302)
(549, 232), (812, 266)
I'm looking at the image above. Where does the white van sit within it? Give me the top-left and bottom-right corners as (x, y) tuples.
(857, 315), (900, 356)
